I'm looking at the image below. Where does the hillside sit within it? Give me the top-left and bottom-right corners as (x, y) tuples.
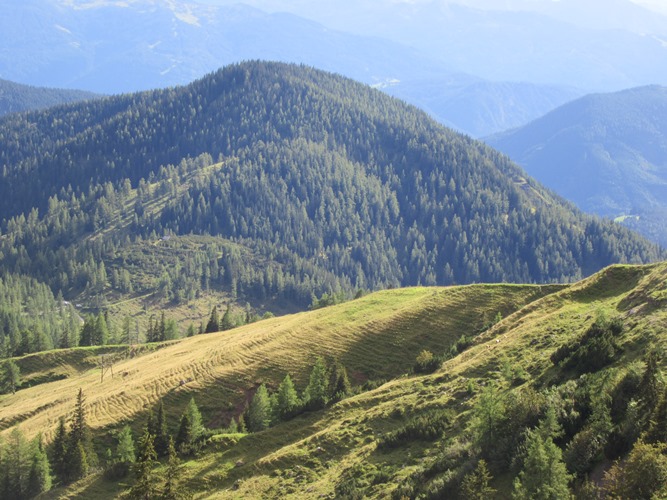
(0, 62), (662, 346)
(487, 85), (667, 246)
(2, 262), (667, 497)
(383, 78), (584, 137)
(0, 78), (98, 116)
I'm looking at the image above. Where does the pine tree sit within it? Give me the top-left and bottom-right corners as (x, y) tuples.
(303, 357), (329, 411)
(275, 374), (301, 421)
(153, 400), (170, 458)
(27, 434), (52, 498)
(247, 384), (272, 432)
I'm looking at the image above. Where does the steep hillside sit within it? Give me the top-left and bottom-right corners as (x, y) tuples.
(0, 78), (98, 116)
(3, 262), (667, 498)
(488, 85), (667, 246)
(0, 284), (556, 441)
(0, 63), (662, 352)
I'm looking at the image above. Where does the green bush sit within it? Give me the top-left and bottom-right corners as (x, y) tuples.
(551, 317), (623, 374)
(379, 409), (450, 450)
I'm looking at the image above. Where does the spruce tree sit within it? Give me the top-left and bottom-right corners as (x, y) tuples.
(27, 434), (52, 498)
(161, 437), (183, 500)
(185, 397), (204, 442)
(275, 374), (301, 421)
(460, 459), (495, 499)
(175, 414), (192, 455)
(329, 362), (351, 403)
(116, 425), (136, 464)
(4, 360), (20, 394)
(204, 307), (219, 333)
(153, 399), (170, 458)
(64, 388), (96, 481)
(129, 430), (159, 500)
(51, 416), (68, 484)
(303, 357), (329, 411)
(220, 304), (234, 331)
(247, 384), (272, 432)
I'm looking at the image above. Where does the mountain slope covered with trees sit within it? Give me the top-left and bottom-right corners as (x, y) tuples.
(488, 85), (667, 246)
(0, 78), (98, 117)
(0, 62), (662, 316)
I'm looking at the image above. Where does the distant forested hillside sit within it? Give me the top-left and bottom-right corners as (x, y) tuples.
(0, 78), (98, 116)
(0, 62), (662, 326)
(488, 85), (667, 246)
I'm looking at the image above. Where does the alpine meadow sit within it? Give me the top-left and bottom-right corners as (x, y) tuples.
(0, 47), (666, 500)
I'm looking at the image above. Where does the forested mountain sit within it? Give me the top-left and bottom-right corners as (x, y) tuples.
(487, 85), (667, 246)
(0, 61), (662, 338)
(0, 79), (98, 117)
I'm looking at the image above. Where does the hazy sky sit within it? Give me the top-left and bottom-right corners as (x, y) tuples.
(198, 0), (667, 16)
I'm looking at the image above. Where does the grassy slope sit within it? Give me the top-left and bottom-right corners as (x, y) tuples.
(0, 283), (554, 441)
(7, 262), (667, 498)
(188, 263), (665, 499)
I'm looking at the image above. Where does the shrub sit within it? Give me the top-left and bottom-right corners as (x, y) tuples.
(551, 317), (623, 374)
(379, 409), (450, 450)
(414, 350), (441, 374)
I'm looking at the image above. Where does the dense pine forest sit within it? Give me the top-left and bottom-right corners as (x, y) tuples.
(0, 61), (664, 358)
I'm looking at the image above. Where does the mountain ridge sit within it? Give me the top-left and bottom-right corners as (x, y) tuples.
(487, 84), (667, 246)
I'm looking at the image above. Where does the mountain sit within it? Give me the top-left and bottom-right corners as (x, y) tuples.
(487, 85), (667, 247)
(0, 0), (453, 94)
(240, 0), (667, 91)
(4, 262), (667, 498)
(0, 61), (662, 325)
(0, 0), (583, 137)
(383, 79), (584, 137)
(0, 78), (98, 116)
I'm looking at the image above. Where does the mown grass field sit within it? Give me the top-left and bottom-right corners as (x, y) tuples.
(0, 283), (554, 442)
(5, 262), (667, 498)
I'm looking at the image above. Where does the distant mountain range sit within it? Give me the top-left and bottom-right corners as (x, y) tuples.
(0, 78), (98, 116)
(487, 85), (667, 246)
(247, 0), (667, 91)
(0, 0), (585, 136)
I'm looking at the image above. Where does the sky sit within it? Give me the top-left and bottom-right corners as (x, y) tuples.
(197, 0), (667, 17)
